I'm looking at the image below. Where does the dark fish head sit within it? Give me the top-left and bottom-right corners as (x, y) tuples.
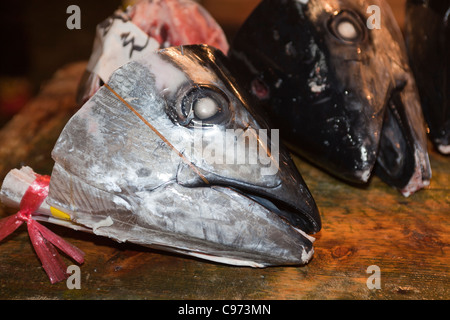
(405, 0), (450, 154)
(48, 45), (320, 267)
(76, 0), (229, 106)
(229, 0), (431, 196)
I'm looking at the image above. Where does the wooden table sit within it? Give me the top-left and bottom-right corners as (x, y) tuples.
(0, 62), (448, 300)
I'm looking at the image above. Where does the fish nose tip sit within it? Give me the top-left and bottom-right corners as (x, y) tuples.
(275, 164), (322, 233)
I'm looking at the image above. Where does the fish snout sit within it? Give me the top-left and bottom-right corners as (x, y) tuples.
(374, 76), (432, 196)
(176, 139), (321, 234)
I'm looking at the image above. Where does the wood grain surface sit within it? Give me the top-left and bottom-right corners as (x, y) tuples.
(0, 62), (448, 300)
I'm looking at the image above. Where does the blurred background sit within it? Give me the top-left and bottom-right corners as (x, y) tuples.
(0, 0), (406, 127)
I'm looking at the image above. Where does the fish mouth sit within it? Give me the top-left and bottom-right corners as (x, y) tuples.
(43, 171), (317, 267)
(227, 185), (319, 236)
(207, 184), (316, 266)
(175, 153), (320, 263)
(177, 158), (321, 235)
(374, 81), (432, 196)
(14, 177), (316, 268)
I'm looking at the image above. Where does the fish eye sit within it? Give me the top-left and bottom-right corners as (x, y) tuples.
(337, 20), (357, 40)
(328, 10), (365, 43)
(178, 85), (229, 127)
(193, 97), (219, 120)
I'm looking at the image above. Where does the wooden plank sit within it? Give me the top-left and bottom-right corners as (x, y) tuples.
(0, 62), (448, 300)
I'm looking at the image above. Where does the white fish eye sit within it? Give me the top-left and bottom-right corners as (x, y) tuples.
(178, 85), (230, 127)
(336, 20), (358, 40)
(329, 11), (365, 43)
(194, 97), (219, 120)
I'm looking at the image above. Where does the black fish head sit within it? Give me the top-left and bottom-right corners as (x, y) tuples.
(229, 0), (431, 196)
(405, 0), (450, 155)
(46, 45), (320, 267)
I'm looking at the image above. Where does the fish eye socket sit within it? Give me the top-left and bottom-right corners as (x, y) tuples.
(179, 85), (229, 127)
(328, 10), (365, 43)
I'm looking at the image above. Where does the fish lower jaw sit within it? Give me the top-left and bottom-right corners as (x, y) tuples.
(185, 252), (267, 268)
(353, 168), (372, 184)
(400, 176), (430, 198)
(437, 144), (450, 155)
(159, 243), (315, 268)
(400, 149), (432, 197)
(301, 247), (315, 264)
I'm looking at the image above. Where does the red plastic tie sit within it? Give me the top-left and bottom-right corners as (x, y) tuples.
(0, 174), (85, 284)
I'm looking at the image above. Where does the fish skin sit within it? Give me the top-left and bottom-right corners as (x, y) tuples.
(76, 0), (229, 105)
(48, 45), (321, 267)
(405, 0), (450, 155)
(228, 0), (431, 196)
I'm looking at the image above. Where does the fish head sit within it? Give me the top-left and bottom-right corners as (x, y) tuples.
(229, 0), (431, 196)
(77, 0), (229, 106)
(405, 0), (450, 155)
(48, 45), (321, 267)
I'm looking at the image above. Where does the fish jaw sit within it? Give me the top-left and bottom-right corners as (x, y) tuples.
(139, 184), (317, 267)
(374, 78), (432, 196)
(46, 163), (315, 267)
(0, 166), (315, 267)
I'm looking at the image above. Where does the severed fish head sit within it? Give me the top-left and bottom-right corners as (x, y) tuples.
(45, 45), (321, 267)
(77, 0), (229, 105)
(405, 0), (450, 155)
(228, 0), (432, 196)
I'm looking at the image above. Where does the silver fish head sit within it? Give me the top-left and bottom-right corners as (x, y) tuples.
(229, 0), (431, 196)
(48, 45), (321, 267)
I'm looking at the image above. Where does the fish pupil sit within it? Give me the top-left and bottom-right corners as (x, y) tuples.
(194, 97), (219, 120)
(328, 10), (365, 43)
(337, 20), (358, 40)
